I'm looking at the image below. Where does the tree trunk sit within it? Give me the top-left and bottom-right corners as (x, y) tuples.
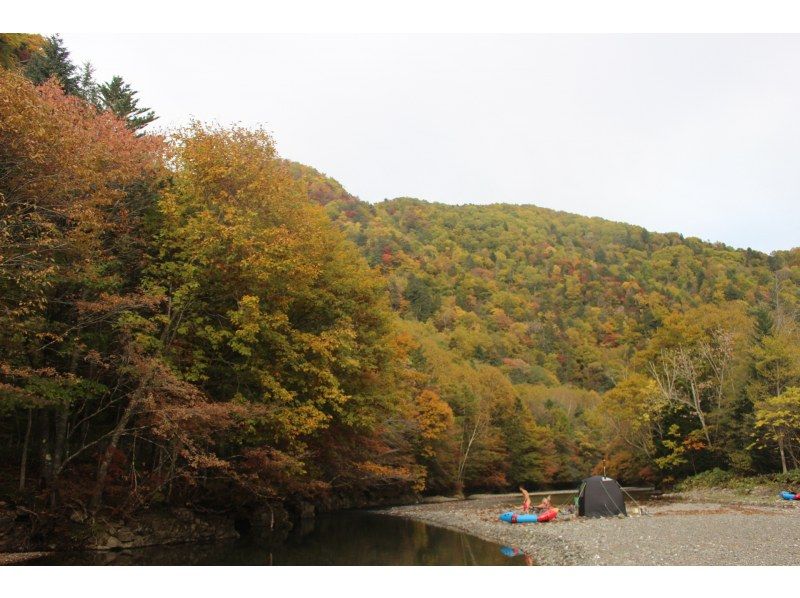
(39, 410), (53, 489)
(18, 409), (33, 492)
(456, 418), (483, 486)
(786, 438), (799, 471)
(689, 379), (713, 449)
(89, 393), (142, 512)
(52, 407), (69, 467)
(696, 407), (712, 449)
(778, 435), (788, 474)
(53, 346), (81, 479)
(46, 405), (71, 507)
(166, 438), (181, 500)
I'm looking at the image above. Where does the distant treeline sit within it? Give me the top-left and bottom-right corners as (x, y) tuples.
(0, 35), (799, 521)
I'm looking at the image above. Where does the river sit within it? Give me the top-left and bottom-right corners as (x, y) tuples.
(29, 489), (657, 565)
(28, 510), (527, 566)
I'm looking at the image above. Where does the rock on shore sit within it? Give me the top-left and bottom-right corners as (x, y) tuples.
(0, 552), (49, 565)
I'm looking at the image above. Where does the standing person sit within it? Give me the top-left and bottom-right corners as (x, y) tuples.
(519, 486), (532, 513)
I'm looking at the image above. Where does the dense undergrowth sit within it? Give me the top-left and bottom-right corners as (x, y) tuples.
(675, 468), (800, 492)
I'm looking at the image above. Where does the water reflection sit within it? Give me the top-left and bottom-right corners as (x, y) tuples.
(499, 546), (535, 566)
(30, 511), (523, 566)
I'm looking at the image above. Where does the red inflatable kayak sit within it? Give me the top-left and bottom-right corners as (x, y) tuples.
(536, 508), (559, 522)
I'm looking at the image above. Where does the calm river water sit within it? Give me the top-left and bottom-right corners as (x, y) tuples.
(30, 510), (527, 566)
(30, 489), (655, 565)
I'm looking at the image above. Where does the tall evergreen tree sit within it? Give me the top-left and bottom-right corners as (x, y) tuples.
(78, 61), (100, 106)
(24, 34), (80, 95)
(98, 75), (158, 132)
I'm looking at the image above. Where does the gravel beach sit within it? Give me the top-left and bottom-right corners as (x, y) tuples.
(379, 494), (800, 565)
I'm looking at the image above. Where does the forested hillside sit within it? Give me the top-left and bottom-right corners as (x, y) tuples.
(292, 163), (800, 487)
(1, 35), (799, 530)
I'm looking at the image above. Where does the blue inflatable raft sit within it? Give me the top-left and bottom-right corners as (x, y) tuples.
(781, 491), (797, 500)
(499, 511), (538, 523)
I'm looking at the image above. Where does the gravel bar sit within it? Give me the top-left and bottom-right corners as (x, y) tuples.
(379, 496), (800, 565)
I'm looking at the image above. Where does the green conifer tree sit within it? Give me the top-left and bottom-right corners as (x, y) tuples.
(25, 34), (80, 95)
(78, 61), (100, 106)
(98, 75), (158, 132)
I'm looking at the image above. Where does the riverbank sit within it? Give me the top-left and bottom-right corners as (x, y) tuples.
(379, 492), (800, 565)
(0, 505), (243, 560)
(0, 551), (49, 565)
(0, 492), (416, 563)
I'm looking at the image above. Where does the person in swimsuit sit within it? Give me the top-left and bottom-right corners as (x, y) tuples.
(519, 486), (532, 513)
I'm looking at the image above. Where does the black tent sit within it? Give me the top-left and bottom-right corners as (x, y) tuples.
(578, 476), (627, 517)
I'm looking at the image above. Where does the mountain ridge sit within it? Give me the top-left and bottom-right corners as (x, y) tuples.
(286, 161), (799, 255)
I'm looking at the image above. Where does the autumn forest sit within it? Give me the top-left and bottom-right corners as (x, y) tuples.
(2, 34), (800, 526)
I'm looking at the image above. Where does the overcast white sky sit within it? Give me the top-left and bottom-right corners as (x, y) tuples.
(62, 33), (800, 252)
